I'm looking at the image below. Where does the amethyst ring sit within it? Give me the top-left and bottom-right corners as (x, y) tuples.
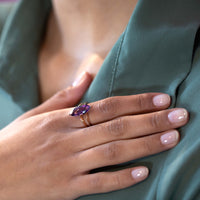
(70, 102), (92, 127)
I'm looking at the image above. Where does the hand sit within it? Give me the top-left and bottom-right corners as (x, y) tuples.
(16, 71), (93, 121)
(0, 77), (188, 200)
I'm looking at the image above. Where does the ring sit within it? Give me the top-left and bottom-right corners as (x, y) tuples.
(70, 102), (92, 127)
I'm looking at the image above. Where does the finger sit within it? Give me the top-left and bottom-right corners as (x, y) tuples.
(72, 108), (188, 151)
(17, 72), (93, 121)
(74, 167), (149, 196)
(76, 130), (180, 172)
(67, 93), (171, 128)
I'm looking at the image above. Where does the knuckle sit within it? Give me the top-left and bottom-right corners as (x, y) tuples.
(150, 113), (161, 129)
(89, 175), (103, 190)
(135, 94), (154, 111)
(38, 112), (64, 132)
(112, 174), (123, 188)
(106, 118), (127, 137)
(55, 88), (69, 99)
(97, 97), (119, 115)
(141, 140), (153, 153)
(136, 94), (146, 110)
(37, 114), (56, 131)
(103, 142), (119, 161)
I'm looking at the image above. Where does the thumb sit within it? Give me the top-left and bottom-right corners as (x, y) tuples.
(17, 72), (93, 120)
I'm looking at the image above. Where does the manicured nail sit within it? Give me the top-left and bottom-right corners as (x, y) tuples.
(131, 167), (149, 180)
(168, 109), (188, 123)
(72, 72), (87, 87)
(153, 94), (170, 107)
(160, 130), (179, 145)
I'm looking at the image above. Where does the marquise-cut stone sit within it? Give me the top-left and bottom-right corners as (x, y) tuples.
(71, 104), (90, 116)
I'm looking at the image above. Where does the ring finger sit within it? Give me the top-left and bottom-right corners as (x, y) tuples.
(66, 93), (171, 128)
(76, 129), (180, 172)
(71, 108), (188, 151)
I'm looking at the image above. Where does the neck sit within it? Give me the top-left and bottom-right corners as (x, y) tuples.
(46, 0), (138, 59)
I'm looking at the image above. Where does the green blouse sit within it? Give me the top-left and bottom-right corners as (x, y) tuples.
(0, 0), (199, 199)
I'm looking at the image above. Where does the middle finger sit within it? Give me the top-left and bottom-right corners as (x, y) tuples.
(73, 108), (188, 151)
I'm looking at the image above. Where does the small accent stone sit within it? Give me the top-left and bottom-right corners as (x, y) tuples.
(71, 104), (90, 116)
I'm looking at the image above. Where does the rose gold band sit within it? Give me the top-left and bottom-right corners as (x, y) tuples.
(80, 113), (92, 127)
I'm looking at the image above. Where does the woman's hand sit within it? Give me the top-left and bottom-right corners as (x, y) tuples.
(0, 73), (188, 200)
(16, 72), (93, 121)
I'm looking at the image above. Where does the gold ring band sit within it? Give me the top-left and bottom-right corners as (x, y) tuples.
(80, 113), (92, 127)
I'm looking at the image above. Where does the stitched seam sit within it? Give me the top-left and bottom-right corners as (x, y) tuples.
(108, 30), (126, 97)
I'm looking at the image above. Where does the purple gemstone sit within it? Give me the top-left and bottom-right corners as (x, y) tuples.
(71, 104), (90, 116)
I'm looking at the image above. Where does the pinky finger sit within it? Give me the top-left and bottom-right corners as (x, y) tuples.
(76, 167), (149, 196)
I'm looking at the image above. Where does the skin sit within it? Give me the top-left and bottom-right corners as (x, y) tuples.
(0, 72), (189, 200)
(39, 0), (138, 101)
(0, 1), (189, 200)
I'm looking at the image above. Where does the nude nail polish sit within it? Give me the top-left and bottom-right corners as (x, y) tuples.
(168, 109), (188, 123)
(131, 167), (149, 180)
(72, 72), (87, 87)
(160, 130), (179, 145)
(153, 94), (170, 107)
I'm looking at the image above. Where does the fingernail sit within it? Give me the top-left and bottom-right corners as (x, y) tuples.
(131, 167), (149, 180)
(168, 109), (188, 123)
(153, 94), (170, 107)
(72, 72), (87, 87)
(160, 130), (179, 145)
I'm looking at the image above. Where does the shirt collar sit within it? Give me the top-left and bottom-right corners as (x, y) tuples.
(0, 0), (51, 111)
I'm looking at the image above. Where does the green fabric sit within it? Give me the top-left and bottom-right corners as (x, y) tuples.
(0, 3), (14, 35)
(0, 0), (200, 199)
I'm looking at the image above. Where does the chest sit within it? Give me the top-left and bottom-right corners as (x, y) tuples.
(38, 51), (104, 102)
